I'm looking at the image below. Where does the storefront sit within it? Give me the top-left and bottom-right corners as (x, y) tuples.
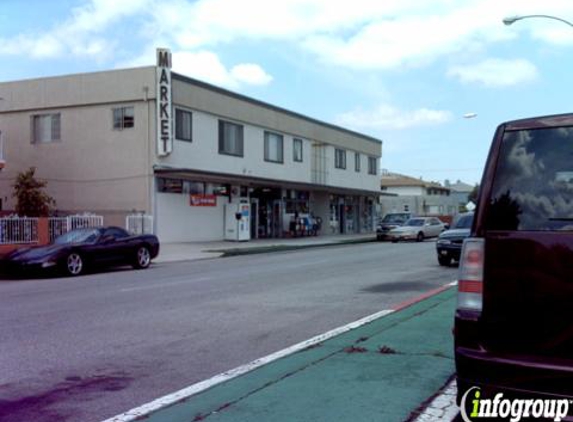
(154, 173), (376, 242)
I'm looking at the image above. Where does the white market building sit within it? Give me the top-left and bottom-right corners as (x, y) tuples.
(0, 50), (382, 243)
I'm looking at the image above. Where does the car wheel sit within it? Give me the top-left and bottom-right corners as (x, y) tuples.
(133, 245), (151, 269)
(391, 239), (398, 243)
(416, 232), (424, 242)
(376, 235), (382, 241)
(65, 252), (84, 276)
(438, 256), (451, 266)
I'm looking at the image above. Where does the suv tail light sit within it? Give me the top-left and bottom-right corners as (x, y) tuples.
(458, 238), (484, 312)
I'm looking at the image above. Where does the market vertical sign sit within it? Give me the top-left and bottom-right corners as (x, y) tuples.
(157, 48), (173, 156)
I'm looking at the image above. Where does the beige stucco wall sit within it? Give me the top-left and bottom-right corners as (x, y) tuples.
(0, 68), (156, 214)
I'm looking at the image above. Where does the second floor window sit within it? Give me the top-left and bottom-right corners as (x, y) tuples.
(293, 138), (303, 162)
(335, 149), (346, 169)
(219, 120), (244, 157)
(32, 113), (60, 143)
(355, 153), (361, 172)
(113, 106), (134, 130)
(368, 156), (377, 175)
(264, 131), (284, 163)
(175, 109), (193, 142)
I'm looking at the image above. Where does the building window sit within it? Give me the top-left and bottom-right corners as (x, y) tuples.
(32, 113), (61, 143)
(368, 156), (377, 175)
(113, 107), (134, 130)
(355, 152), (361, 172)
(335, 149), (346, 169)
(293, 138), (303, 162)
(219, 120), (244, 157)
(175, 109), (192, 142)
(264, 131), (284, 163)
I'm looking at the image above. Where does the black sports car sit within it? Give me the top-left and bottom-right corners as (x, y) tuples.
(1, 226), (160, 277)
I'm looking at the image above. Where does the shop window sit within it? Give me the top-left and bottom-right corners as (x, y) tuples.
(157, 178), (183, 193)
(32, 113), (61, 143)
(335, 149), (346, 169)
(175, 109), (192, 142)
(264, 131), (284, 163)
(355, 152), (361, 172)
(183, 181), (204, 195)
(368, 156), (377, 175)
(293, 138), (303, 162)
(113, 106), (134, 130)
(218, 120), (243, 157)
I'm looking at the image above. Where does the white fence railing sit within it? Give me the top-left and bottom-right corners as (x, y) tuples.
(0, 217), (39, 245)
(1, 214), (106, 245)
(126, 214), (154, 235)
(48, 214), (104, 242)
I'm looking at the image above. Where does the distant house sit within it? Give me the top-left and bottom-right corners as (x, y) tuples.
(380, 171), (459, 217)
(445, 179), (475, 208)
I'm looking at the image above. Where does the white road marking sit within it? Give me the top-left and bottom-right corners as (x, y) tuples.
(100, 308), (395, 422)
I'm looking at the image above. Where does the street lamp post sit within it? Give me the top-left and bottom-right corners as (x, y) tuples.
(503, 14), (573, 28)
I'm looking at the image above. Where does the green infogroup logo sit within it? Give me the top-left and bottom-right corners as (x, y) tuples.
(460, 387), (571, 422)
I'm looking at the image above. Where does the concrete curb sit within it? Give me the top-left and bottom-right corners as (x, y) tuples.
(208, 238), (377, 257)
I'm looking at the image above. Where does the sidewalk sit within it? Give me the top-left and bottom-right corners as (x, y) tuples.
(155, 233), (376, 263)
(106, 287), (457, 422)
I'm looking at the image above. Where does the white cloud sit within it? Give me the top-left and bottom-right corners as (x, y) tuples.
(336, 104), (453, 130)
(2, 0), (573, 71)
(447, 58), (538, 87)
(117, 48), (273, 88)
(230, 64), (273, 86)
(171, 51), (272, 88)
(0, 0), (150, 59)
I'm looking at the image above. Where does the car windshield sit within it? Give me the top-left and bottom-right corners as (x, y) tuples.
(382, 213), (409, 224)
(54, 228), (100, 245)
(454, 215), (473, 229)
(405, 218), (424, 226)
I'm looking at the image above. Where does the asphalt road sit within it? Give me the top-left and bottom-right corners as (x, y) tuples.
(0, 241), (457, 422)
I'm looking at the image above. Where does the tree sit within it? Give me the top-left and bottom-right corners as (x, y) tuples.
(468, 184), (480, 204)
(12, 167), (55, 217)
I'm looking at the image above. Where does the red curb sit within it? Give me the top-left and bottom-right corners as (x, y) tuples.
(392, 284), (454, 312)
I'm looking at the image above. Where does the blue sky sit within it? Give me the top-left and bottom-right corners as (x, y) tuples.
(2, 0), (573, 186)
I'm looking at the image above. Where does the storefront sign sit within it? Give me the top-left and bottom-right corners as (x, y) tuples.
(157, 48), (173, 157)
(190, 194), (217, 207)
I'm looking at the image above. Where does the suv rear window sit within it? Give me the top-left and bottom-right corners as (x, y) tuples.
(487, 126), (573, 231)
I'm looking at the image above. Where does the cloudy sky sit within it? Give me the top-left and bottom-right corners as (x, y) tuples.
(2, 0), (573, 185)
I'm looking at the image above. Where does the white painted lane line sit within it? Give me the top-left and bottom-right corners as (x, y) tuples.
(101, 308), (395, 422)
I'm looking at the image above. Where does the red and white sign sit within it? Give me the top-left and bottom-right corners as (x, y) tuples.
(190, 194), (217, 207)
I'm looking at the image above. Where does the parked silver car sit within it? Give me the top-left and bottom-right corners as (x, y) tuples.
(387, 217), (446, 242)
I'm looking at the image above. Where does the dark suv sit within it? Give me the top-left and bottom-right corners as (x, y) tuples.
(436, 212), (473, 266)
(455, 113), (573, 412)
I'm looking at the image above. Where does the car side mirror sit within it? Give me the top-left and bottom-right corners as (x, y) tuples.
(444, 224), (450, 230)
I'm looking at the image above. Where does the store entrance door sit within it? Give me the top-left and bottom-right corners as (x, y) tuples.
(339, 204), (345, 234)
(250, 187), (283, 238)
(250, 198), (259, 239)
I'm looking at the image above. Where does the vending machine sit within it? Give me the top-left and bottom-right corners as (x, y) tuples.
(224, 202), (251, 241)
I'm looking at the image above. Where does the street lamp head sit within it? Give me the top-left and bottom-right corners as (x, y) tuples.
(503, 16), (520, 26)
